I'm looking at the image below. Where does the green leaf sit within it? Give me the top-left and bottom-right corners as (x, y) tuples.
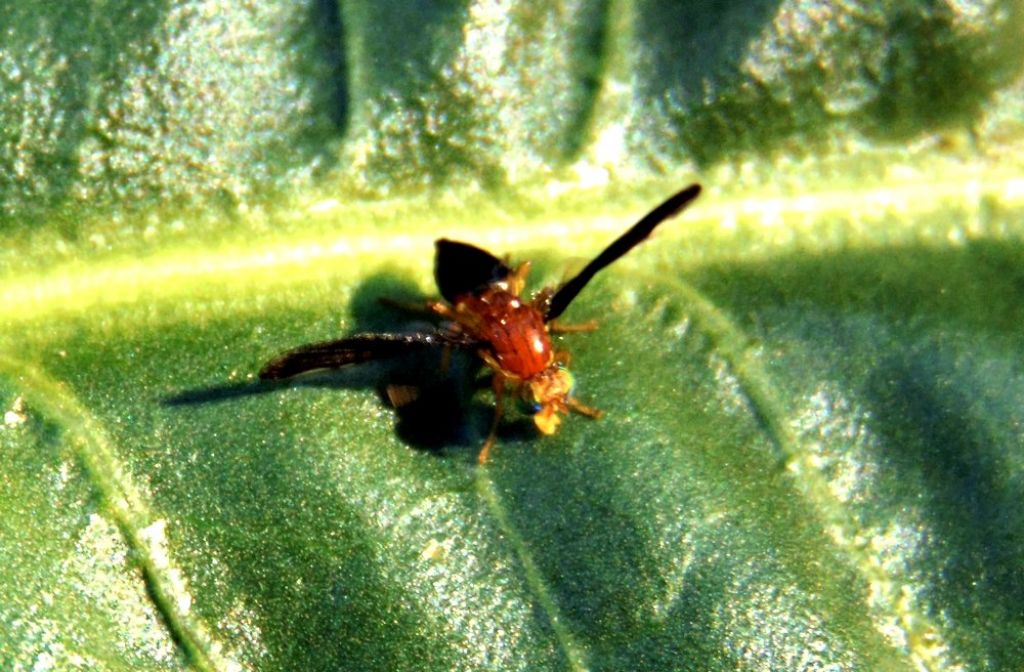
(2, 2), (1024, 671)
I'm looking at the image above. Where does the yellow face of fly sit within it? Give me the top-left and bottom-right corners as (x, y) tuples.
(527, 366), (575, 435)
(533, 403), (562, 435)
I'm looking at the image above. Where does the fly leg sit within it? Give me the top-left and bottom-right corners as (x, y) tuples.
(549, 320), (598, 334)
(567, 397), (603, 419)
(478, 374), (506, 464)
(379, 297), (456, 320)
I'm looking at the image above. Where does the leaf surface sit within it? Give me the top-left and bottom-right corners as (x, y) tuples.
(2, 2), (1023, 671)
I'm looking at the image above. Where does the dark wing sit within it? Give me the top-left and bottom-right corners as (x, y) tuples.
(434, 239), (512, 302)
(544, 183), (702, 322)
(259, 331), (477, 380)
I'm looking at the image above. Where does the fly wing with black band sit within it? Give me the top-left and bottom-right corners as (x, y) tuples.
(259, 331), (478, 380)
(544, 183), (702, 322)
(434, 239), (512, 303)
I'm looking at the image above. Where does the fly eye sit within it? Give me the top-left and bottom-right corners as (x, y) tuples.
(558, 366), (576, 397)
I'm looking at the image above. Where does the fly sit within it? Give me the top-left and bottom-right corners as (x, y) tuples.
(260, 183), (702, 463)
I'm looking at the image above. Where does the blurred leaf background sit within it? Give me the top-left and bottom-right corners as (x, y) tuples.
(2, 1), (1024, 670)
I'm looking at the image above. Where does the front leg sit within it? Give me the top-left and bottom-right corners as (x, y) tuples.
(567, 397), (604, 419)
